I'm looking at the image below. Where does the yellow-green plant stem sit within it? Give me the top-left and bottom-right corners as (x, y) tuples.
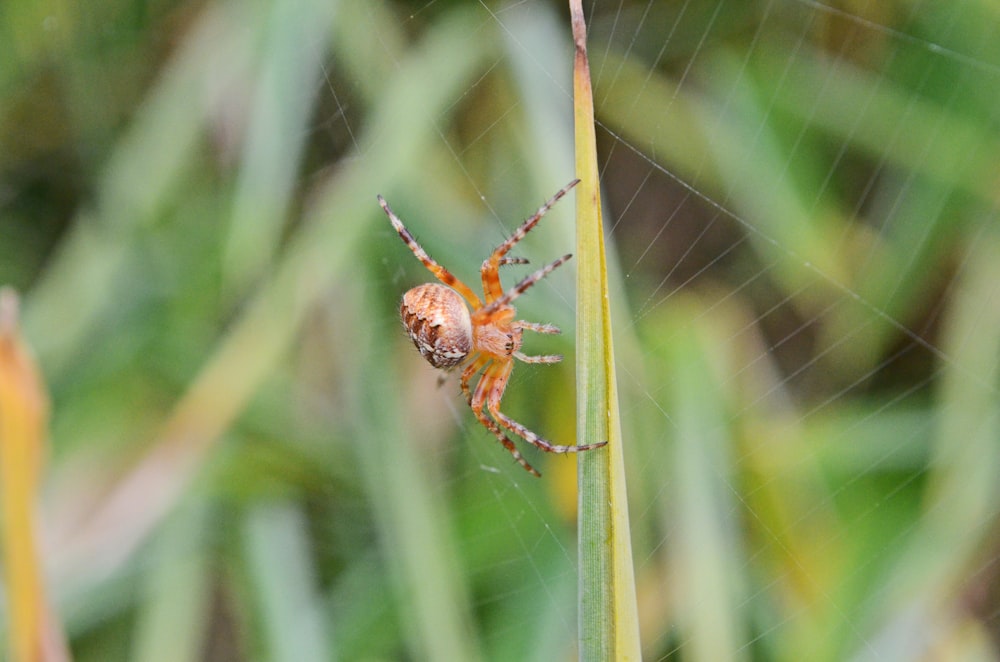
(569, 2), (641, 660)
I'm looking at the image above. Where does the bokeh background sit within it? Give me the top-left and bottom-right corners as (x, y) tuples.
(3, 0), (1000, 660)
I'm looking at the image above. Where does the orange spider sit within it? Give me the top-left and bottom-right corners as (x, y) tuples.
(378, 179), (606, 476)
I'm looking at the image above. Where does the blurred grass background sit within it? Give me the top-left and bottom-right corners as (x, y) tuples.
(2, 0), (1000, 660)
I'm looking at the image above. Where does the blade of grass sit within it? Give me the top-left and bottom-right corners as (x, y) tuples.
(132, 504), (211, 662)
(878, 230), (1000, 615)
(222, 0), (334, 293)
(655, 300), (749, 661)
(0, 289), (69, 662)
(568, 3), (641, 660)
(243, 502), (331, 662)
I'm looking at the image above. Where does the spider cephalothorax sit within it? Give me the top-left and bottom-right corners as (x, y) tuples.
(378, 179), (606, 476)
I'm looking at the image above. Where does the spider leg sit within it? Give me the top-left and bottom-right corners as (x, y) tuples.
(518, 321), (560, 334)
(378, 195), (484, 309)
(513, 351), (562, 364)
(481, 180), (580, 302)
(469, 361), (541, 477)
(493, 180), (580, 258)
(499, 257), (529, 266)
(486, 361), (607, 454)
(482, 257), (528, 298)
(460, 354), (489, 405)
(482, 254), (572, 313)
(513, 321), (562, 362)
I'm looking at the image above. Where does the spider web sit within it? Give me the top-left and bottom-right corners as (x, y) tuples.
(314, 1), (1000, 660)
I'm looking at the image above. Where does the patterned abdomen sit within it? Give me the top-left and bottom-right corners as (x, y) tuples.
(400, 283), (472, 368)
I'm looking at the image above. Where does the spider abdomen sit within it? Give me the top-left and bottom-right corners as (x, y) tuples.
(400, 283), (472, 368)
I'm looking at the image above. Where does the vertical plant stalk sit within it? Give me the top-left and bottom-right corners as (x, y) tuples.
(569, 2), (642, 660)
(0, 289), (69, 662)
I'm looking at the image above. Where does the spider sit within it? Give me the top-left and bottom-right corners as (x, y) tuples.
(378, 179), (607, 477)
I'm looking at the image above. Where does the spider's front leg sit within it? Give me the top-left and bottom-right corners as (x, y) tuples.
(378, 194), (484, 310)
(480, 180), (580, 303)
(498, 257), (529, 266)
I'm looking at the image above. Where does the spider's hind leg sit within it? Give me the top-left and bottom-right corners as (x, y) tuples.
(460, 355), (490, 405)
(471, 407), (542, 477)
(468, 359), (541, 476)
(493, 406), (607, 454)
(486, 360), (606, 455)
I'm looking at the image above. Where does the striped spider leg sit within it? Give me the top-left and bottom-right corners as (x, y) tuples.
(378, 180), (607, 476)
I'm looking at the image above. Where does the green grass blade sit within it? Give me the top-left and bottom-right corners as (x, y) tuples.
(242, 502), (331, 662)
(569, 2), (641, 660)
(132, 505), (211, 662)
